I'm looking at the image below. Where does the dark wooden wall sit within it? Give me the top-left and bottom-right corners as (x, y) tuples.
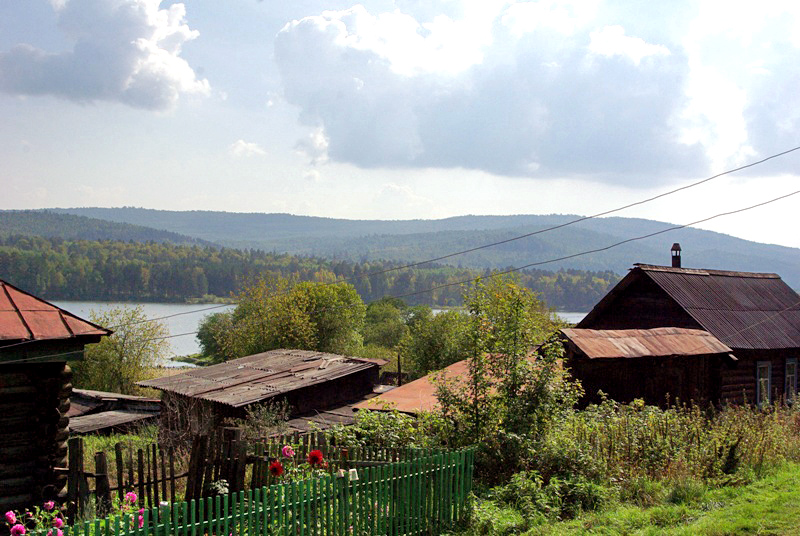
(719, 350), (797, 405)
(0, 362), (71, 512)
(569, 354), (720, 407)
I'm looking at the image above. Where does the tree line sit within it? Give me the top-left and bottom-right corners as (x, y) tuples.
(0, 235), (619, 310)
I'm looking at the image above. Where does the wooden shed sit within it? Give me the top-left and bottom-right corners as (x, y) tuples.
(567, 262), (800, 406)
(0, 279), (111, 511)
(138, 349), (384, 438)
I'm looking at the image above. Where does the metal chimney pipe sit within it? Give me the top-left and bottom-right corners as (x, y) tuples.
(671, 243), (682, 268)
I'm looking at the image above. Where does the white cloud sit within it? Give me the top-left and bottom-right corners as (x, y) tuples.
(588, 25), (670, 65)
(274, 2), (704, 185)
(229, 139), (266, 157)
(0, 0), (209, 110)
(294, 127), (330, 165)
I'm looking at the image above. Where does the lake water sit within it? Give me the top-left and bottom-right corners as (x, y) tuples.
(52, 301), (234, 360)
(556, 311), (588, 324)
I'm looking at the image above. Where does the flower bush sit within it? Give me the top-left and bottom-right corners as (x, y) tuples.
(2, 501), (66, 536)
(265, 445), (329, 483)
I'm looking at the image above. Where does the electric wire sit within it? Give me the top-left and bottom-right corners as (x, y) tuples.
(5, 187), (799, 364)
(91, 144), (800, 331)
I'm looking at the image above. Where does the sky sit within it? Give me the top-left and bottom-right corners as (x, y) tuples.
(2, 0), (800, 248)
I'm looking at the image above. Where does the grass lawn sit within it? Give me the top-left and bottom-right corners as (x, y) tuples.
(466, 464), (800, 536)
(484, 464), (800, 535)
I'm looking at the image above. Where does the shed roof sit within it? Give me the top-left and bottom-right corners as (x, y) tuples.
(579, 264), (800, 350)
(137, 349), (382, 408)
(561, 327), (732, 359)
(0, 279), (111, 343)
(69, 410), (159, 435)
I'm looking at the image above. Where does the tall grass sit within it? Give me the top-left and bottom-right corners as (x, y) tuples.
(550, 398), (800, 482)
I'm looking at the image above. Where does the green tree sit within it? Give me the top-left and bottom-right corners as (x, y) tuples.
(434, 274), (578, 446)
(72, 306), (171, 394)
(220, 277), (366, 359)
(196, 311), (234, 363)
(401, 309), (469, 377)
(363, 297), (409, 349)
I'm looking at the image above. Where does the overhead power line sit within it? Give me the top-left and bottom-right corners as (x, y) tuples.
(94, 144), (800, 331)
(5, 186), (799, 364)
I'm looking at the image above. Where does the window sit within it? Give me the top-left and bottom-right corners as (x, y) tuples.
(757, 361), (771, 408)
(786, 358), (797, 404)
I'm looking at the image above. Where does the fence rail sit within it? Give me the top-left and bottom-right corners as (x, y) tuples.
(53, 447), (474, 536)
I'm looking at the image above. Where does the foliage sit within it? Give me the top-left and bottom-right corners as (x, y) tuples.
(0, 234), (619, 310)
(228, 400), (290, 444)
(401, 309), (470, 377)
(434, 275), (577, 450)
(195, 311), (233, 363)
(71, 306), (170, 395)
(216, 277), (366, 359)
(3, 500), (67, 536)
(327, 404), (448, 448)
(362, 297), (410, 349)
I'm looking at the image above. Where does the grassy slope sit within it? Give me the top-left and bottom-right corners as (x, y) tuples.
(526, 464), (800, 535)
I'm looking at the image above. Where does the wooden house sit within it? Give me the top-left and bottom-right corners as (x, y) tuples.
(138, 349), (385, 438)
(0, 279), (111, 511)
(563, 249), (800, 407)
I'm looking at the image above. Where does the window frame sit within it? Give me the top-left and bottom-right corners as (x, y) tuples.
(785, 358), (797, 404)
(757, 360), (772, 408)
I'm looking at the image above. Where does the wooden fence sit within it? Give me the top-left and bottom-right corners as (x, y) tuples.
(54, 447), (474, 536)
(64, 436), (187, 521)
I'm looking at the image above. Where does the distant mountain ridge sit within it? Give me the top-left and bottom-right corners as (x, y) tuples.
(47, 207), (800, 289)
(0, 210), (216, 246)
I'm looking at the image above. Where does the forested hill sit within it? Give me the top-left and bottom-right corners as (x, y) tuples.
(0, 235), (618, 310)
(0, 210), (215, 246)
(50, 207), (800, 288)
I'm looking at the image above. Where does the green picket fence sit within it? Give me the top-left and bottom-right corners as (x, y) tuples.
(51, 447), (474, 536)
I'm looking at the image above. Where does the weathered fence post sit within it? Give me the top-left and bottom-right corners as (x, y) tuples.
(94, 452), (112, 516)
(66, 436), (84, 521)
(114, 443), (125, 503)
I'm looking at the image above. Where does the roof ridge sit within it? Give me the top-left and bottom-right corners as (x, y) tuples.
(634, 264), (780, 279)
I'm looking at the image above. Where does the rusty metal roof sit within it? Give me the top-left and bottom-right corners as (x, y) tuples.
(637, 265), (800, 350)
(580, 265), (800, 350)
(561, 327), (732, 359)
(137, 349), (381, 408)
(0, 279), (111, 343)
(353, 360), (471, 415)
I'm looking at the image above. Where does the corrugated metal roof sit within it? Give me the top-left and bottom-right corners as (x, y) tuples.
(137, 349), (381, 408)
(561, 327), (732, 359)
(637, 265), (800, 350)
(0, 279), (111, 342)
(353, 360), (471, 415)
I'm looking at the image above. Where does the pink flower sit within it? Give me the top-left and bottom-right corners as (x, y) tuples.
(281, 445), (295, 458)
(43, 501), (55, 511)
(5, 511), (16, 524)
(46, 530), (63, 536)
(53, 517), (64, 529)
(138, 515), (144, 529)
(125, 491), (137, 504)
(10, 524), (26, 536)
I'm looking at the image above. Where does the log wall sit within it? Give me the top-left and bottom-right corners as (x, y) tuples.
(0, 362), (72, 512)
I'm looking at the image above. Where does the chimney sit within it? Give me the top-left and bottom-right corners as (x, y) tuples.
(671, 243), (682, 268)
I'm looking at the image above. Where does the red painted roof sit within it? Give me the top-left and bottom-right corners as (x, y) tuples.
(0, 280), (111, 342)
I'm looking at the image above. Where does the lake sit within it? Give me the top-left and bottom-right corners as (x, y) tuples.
(52, 301), (234, 360)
